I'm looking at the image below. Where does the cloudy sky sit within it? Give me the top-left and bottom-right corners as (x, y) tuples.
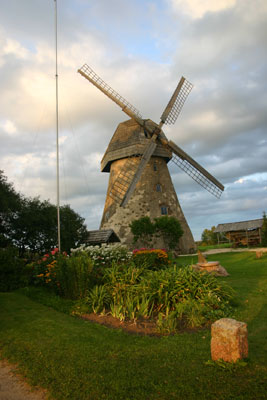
(1, 0), (266, 240)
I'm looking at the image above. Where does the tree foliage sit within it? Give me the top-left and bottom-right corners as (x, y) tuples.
(130, 215), (183, 250)
(154, 216), (184, 250)
(129, 216), (155, 246)
(261, 211), (267, 246)
(201, 226), (217, 245)
(0, 170), (22, 247)
(0, 171), (88, 255)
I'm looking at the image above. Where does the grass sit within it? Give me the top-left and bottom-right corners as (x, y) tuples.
(197, 243), (233, 252)
(0, 251), (267, 399)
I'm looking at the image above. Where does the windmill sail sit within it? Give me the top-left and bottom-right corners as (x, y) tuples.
(120, 137), (157, 206)
(168, 140), (224, 198)
(78, 64), (143, 125)
(160, 77), (193, 125)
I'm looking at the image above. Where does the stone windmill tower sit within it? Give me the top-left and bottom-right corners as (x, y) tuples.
(78, 64), (224, 253)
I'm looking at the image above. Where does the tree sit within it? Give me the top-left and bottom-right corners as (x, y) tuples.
(60, 205), (88, 252)
(0, 171), (88, 255)
(261, 211), (267, 247)
(0, 170), (22, 247)
(10, 198), (88, 255)
(201, 226), (218, 245)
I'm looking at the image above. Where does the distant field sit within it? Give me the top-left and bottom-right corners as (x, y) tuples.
(0, 251), (267, 400)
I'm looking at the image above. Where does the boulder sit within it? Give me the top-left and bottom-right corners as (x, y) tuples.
(211, 318), (248, 362)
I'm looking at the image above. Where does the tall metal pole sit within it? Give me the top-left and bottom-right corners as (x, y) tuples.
(54, 0), (61, 252)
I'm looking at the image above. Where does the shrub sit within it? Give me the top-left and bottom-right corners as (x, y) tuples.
(154, 216), (183, 250)
(130, 216), (155, 246)
(132, 248), (170, 270)
(0, 247), (30, 291)
(130, 216), (183, 250)
(32, 249), (95, 299)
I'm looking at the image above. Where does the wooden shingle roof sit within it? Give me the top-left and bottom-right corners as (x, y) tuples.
(214, 219), (263, 233)
(85, 229), (120, 245)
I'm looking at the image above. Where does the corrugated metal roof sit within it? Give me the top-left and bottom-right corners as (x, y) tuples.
(86, 229), (120, 245)
(214, 219), (263, 233)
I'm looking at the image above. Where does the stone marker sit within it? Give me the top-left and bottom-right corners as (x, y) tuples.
(211, 318), (248, 362)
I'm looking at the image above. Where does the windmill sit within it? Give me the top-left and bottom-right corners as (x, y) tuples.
(78, 64), (224, 253)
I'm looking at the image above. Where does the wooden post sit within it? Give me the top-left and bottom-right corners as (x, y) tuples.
(246, 230), (249, 248)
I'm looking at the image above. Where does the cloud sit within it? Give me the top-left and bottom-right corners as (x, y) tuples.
(169, 0), (237, 19)
(0, 0), (266, 240)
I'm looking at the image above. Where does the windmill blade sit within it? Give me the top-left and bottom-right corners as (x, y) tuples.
(168, 140), (224, 198)
(120, 135), (157, 207)
(160, 77), (193, 126)
(78, 64), (144, 126)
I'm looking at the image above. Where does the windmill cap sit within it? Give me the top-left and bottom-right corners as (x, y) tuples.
(101, 119), (172, 172)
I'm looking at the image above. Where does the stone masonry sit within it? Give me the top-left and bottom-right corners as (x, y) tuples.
(100, 119), (196, 254)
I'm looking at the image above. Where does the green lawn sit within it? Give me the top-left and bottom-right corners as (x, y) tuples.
(0, 251), (267, 399)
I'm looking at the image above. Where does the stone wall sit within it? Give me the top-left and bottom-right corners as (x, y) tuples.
(100, 156), (196, 254)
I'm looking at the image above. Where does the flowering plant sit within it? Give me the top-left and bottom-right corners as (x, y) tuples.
(34, 248), (67, 289)
(71, 243), (132, 268)
(132, 248), (170, 270)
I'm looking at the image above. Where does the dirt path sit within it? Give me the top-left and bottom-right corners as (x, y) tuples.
(0, 359), (49, 400)
(181, 247), (267, 256)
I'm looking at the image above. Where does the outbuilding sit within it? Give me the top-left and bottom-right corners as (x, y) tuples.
(214, 219), (263, 247)
(85, 229), (120, 246)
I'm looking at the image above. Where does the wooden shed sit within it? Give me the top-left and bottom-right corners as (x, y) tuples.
(85, 229), (120, 246)
(214, 219), (263, 247)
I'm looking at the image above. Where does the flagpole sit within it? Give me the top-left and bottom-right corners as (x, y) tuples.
(54, 0), (61, 252)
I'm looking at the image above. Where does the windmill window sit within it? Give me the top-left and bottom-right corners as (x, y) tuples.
(156, 184), (162, 192)
(153, 162), (157, 171)
(161, 206), (168, 215)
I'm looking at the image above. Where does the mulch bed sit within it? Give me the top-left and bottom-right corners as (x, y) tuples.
(81, 313), (202, 336)
(81, 313), (160, 336)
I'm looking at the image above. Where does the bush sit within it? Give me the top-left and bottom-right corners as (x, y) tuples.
(32, 249), (95, 299)
(71, 243), (132, 268)
(132, 248), (170, 270)
(0, 247), (31, 291)
(130, 216), (183, 250)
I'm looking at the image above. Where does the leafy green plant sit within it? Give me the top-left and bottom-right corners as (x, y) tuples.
(86, 285), (111, 314)
(55, 253), (94, 299)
